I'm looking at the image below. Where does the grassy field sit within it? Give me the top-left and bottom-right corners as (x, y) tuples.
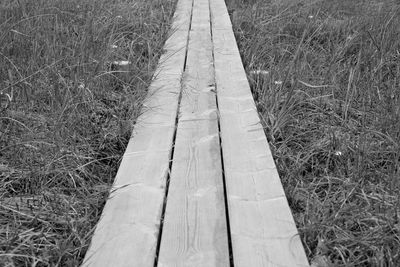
(2, 0), (400, 265)
(0, 0), (175, 265)
(227, 0), (400, 265)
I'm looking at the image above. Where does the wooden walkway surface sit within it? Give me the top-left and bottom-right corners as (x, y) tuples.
(82, 0), (309, 266)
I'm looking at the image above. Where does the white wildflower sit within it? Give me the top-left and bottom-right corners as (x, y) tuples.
(111, 44), (118, 49)
(346, 34), (355, 41)
(250, 70), (269, 75)
(113, 60), (131, 66)
(334, 151), (342, 156)
(274, 80), (283, 85)
(308, 15), (314, 19)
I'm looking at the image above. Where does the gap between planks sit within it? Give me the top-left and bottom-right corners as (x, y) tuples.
(210, 0), (309, 266)
(81, 0), (193, 265)
(82, 0), (310, 265)
(157, 0), (230, 265)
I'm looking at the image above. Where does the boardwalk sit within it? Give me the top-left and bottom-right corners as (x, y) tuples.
(82, 0), (309, 266)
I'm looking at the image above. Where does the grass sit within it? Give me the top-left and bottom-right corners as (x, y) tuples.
(0, 0), (175, 265)
(226, 0), (400, 265)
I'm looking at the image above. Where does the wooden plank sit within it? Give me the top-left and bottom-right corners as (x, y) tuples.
(209, 0), (310, 266)
(157, 0), (230, 265)
(81, 0), (193, 266)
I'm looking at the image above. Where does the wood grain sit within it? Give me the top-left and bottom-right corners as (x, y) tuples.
(84, 0), (310, 265)
(210, 0), (310, 266)
(157, 0), (230, 265)
(81, 0), (193, 266)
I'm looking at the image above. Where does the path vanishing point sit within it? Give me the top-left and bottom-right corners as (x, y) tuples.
(82, 0), (309, 266)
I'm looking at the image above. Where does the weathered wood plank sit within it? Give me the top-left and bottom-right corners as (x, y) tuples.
(81, 0), (193, 266)
(157, 0), (230, 265)
(209, 0), (310, 266)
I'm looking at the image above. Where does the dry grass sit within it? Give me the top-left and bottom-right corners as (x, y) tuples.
(227, 0), (400, 265)
(0, 0), (175, 265)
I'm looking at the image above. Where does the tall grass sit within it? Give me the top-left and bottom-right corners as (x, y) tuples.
(227, 0), (400, 265)
(0, 0), (175, 265)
